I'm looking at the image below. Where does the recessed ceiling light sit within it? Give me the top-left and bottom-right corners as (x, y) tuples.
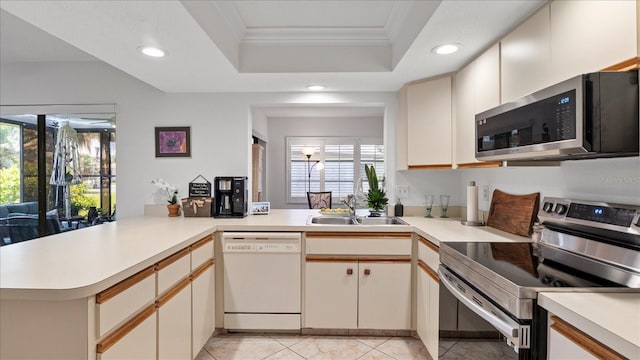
(432, 43), (461, 55)
(306, 84), (327, 91)
(138, 46), (167, 58)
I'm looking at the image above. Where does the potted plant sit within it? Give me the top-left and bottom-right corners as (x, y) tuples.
(152, 179), (181, 217)
(364, 164), (388, 217)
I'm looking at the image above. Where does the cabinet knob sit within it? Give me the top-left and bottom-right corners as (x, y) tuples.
(364, 269), (371, 275)
(346, 268), (353, 275)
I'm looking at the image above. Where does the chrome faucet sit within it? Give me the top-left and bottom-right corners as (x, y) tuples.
(342, 194), (357, 221)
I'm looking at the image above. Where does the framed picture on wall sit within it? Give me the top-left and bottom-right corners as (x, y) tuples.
(155, 126), (191, 157)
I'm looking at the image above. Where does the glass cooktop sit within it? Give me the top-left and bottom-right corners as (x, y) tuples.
(443, 242), (622, 289)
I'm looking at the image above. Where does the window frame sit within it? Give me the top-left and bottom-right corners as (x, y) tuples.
(285, 136), (383, 204)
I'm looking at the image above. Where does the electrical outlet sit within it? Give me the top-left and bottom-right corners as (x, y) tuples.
(396, 185), (409, 198)
(482, 185), (490, 200)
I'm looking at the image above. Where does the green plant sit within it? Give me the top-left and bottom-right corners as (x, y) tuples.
(70, 183), (99, 216)
(364, 164), (388, 211)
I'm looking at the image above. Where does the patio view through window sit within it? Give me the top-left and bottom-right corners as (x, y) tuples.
(0, 114), (116, 245)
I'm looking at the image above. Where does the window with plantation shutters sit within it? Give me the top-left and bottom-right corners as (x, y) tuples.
(286, 137), (384, 204)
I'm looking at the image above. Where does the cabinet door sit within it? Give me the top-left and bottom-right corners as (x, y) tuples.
(416, 264), (429, 344)
(501, 4), (551, 102)
(453, 62), (476, 166)
(417, 261), (439, 359)
(426, 274), (439, 358)
(407, 76), (452, 168)
(550, 0), (637, 83)
(192, 262), (215, 356)
(358, 262), (411, 330)
(304, 261), (358, 329)
(549, 326), (598, 360)
(158, 279), (192, 360)
(474, 44), (500, 114)
(98, 307), (156, 360)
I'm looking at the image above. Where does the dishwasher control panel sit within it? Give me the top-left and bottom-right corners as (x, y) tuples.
(222, 233), (302, 253)
(224, 242), (299, 253)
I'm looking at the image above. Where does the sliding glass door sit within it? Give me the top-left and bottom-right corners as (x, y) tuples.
(0, 111), (115, 245)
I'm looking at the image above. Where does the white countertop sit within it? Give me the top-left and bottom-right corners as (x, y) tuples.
(0, 209), (520, 300)
(1, 209), (638, 354)
(538, 292), (640, 359)
(400, 216), (530, 245)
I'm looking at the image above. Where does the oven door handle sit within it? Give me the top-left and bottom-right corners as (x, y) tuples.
(439, 267), (519, 338)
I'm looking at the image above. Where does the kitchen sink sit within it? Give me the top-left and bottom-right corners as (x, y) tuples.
(308, 216), (358, 225)
(306, 216), (408, 225)
(356, 216), (408, 225)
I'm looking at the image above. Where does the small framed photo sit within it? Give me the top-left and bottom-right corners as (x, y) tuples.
(155, 126), (191, 157)
(251, 202), (271, 215)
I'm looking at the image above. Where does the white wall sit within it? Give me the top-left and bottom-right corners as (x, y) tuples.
(266, 116), (384, 209)
(395, 157), (640, 211)
(1, 61), (397, 218)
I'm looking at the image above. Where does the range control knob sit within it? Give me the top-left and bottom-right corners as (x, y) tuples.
(554, 204), (568, 215)
(543, 202), (554, 213)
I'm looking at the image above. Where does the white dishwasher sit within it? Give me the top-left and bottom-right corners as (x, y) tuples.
(222, 232), (301, 330)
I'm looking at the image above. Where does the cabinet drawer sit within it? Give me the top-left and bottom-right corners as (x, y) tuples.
(417, 236), (439, 271)
(96, 267), (155, 337)
(191, 235), (214, 269)
(306, 233), (411, 255)
(157, 248), (191, 295)
(97, 305), (157, 360)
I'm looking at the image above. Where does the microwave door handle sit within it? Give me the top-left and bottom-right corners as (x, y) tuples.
(438, 268), (519, 338)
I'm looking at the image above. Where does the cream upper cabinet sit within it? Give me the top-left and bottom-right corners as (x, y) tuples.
(453, 63), (475, 167)
(550, 0), (638, 82)
(474, 44), (501, 114)
(454, 44), (501, 167)
(501, 4), (551, 103)
(406, 76), (453, 169)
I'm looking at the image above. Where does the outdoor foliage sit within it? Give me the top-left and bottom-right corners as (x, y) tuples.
(0, 164), (20, 204)
(70, 183), (99, 215)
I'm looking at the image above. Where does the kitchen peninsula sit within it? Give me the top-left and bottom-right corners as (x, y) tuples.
(1, 210), (638, 359)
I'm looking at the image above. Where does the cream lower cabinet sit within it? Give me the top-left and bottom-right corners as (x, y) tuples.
(416, 236), (440, 359)
(548, 315), (625, 360)
(305, 260), (359, 329)
(304, 232), (412, 330)
(97, 304), (157, 360)
(416, 262), (439, 359)
(192, 259), (216, 356)
(358, 261), (411, 329)
(305, 260), (411, 330)
(96, 234), (215, 360)
(158, 278), (192, 360)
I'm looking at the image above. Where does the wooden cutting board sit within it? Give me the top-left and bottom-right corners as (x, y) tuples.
(486, 189), (540, 237)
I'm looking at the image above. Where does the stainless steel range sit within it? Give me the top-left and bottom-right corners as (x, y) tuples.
(439, 197), (640, 359)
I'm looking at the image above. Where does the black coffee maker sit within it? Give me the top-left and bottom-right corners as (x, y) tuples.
(214, 176), (248, 218)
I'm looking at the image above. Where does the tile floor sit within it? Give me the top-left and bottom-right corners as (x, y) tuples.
(194, 333), (518, 360)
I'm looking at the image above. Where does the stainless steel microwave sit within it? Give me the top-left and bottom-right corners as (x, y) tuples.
(475, 70), (638, 161)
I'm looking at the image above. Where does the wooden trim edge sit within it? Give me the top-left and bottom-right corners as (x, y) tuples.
(156, 277), (191, 308)
(306, 232), (412, 238)
(156, 247), (191, 271)
(417, 236), (439, 253)
(96, 304), (156, 353)
(601, 56), (640, 71)
(191, 258), (214, 280)
(408, 164), (453, 170)
(191, 234), (214, 251)
(456, 161), (502, 169)
(96, 266), (155, 304)
(418, 260), (439, 283)
(358, 256), (411, 262)
(306, 255), (359, 262)
(550, 316), (626, 360)
(306, 255), (410, 262)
